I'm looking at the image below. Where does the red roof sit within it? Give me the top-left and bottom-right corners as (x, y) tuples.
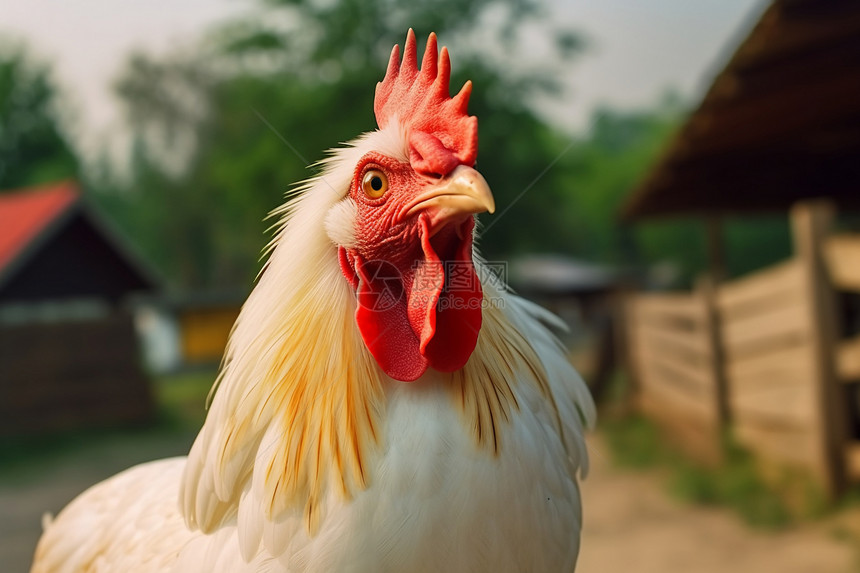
(0, 181), (79, 274)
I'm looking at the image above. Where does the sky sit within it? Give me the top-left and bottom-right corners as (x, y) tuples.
(0, 0), (765, 161)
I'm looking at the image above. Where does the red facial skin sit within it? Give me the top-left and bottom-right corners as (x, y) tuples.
(338, 152), (483, 382)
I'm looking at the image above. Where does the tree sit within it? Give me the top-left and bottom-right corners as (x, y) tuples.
(94, 0), (587, 288)
(0, 42), (78, 190)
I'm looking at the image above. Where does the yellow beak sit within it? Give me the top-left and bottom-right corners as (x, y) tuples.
(406, 165), (495, 219)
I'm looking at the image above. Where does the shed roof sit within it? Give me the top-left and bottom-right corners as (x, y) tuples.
(508, 255), (618, 296)
(0, 181), (160, 302)
(623, 0), (860, 220)
(0, 181), (77, 274)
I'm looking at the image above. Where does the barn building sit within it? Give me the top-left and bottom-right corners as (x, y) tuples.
(0, 181), (159, 436)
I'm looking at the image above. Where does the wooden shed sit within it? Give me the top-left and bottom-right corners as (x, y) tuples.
(0, 181), (160, 436)
(622, 0), (860, 497)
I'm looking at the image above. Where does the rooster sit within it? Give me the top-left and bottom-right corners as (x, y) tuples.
(32, 30), (594, 573)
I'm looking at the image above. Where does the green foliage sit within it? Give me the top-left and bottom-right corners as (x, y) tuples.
(87, 0), (598, 288)
(538, 105), (680, 265)
(87, 0), (786, 290)
(669, 442), (791, 528)
(632, 212), (794, 286)
(1, 1), (794, 291)
(723, 216), (793, 278)
(602, 412), (666, 469)
(155, 369), (216, 431)
(0, 41), (78, 190)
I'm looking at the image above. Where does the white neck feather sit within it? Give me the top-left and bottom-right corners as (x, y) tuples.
(180, 130), (404, 535)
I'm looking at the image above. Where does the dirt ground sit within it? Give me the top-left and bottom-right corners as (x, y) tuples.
(0, 431), (194, 573)
(577, 437), (857, 573)
(1, 434), (856, 573)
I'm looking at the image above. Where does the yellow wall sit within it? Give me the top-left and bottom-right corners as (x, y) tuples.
(180, 307), (240, 364)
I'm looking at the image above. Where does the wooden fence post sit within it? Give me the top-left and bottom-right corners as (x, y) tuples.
(790, 200), (846, 497)
(696, 275), (729, 425)
(622, 294), (642, 410)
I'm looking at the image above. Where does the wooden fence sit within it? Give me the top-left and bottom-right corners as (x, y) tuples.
(625, 202), (858, 496)
(824, 233), (860, 481)
(0, 312), (153, 436)
(626, 287), (724, 463)
(717, 259), (828, 479)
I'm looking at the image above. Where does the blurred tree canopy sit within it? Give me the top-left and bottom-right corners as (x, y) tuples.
(84, 0), (790, 291)
(90, 0), (602, 288)
(0, 42), (78, 190)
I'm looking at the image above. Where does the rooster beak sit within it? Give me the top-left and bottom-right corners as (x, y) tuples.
(406, 165), (495, 220)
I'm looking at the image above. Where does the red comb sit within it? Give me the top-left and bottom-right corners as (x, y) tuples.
(374, 30), (477, 177)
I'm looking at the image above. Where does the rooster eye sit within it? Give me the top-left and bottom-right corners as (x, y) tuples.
(362, 169), (388, 199)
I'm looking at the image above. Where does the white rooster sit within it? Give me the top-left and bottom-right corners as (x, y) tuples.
(32, 30), (595, 572)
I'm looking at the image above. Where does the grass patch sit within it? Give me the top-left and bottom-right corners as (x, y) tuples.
(153, 368), (217, 431)
(668, 443), (793, 528)
(602, 414), (666, 469)
(602, 414), (794, 529)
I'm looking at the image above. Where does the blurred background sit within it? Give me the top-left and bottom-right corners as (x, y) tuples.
(2, 0), (860, 571)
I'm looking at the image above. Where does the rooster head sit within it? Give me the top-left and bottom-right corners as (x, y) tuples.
(329, 30), (494, 382)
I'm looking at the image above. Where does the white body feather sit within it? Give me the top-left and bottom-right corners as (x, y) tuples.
(32, 124), (595, 573)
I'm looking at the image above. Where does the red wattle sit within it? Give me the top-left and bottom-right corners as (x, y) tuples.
(352, 255), (428, 382)
(340, 216), (482, 382)
(418, 218), (482, 372)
